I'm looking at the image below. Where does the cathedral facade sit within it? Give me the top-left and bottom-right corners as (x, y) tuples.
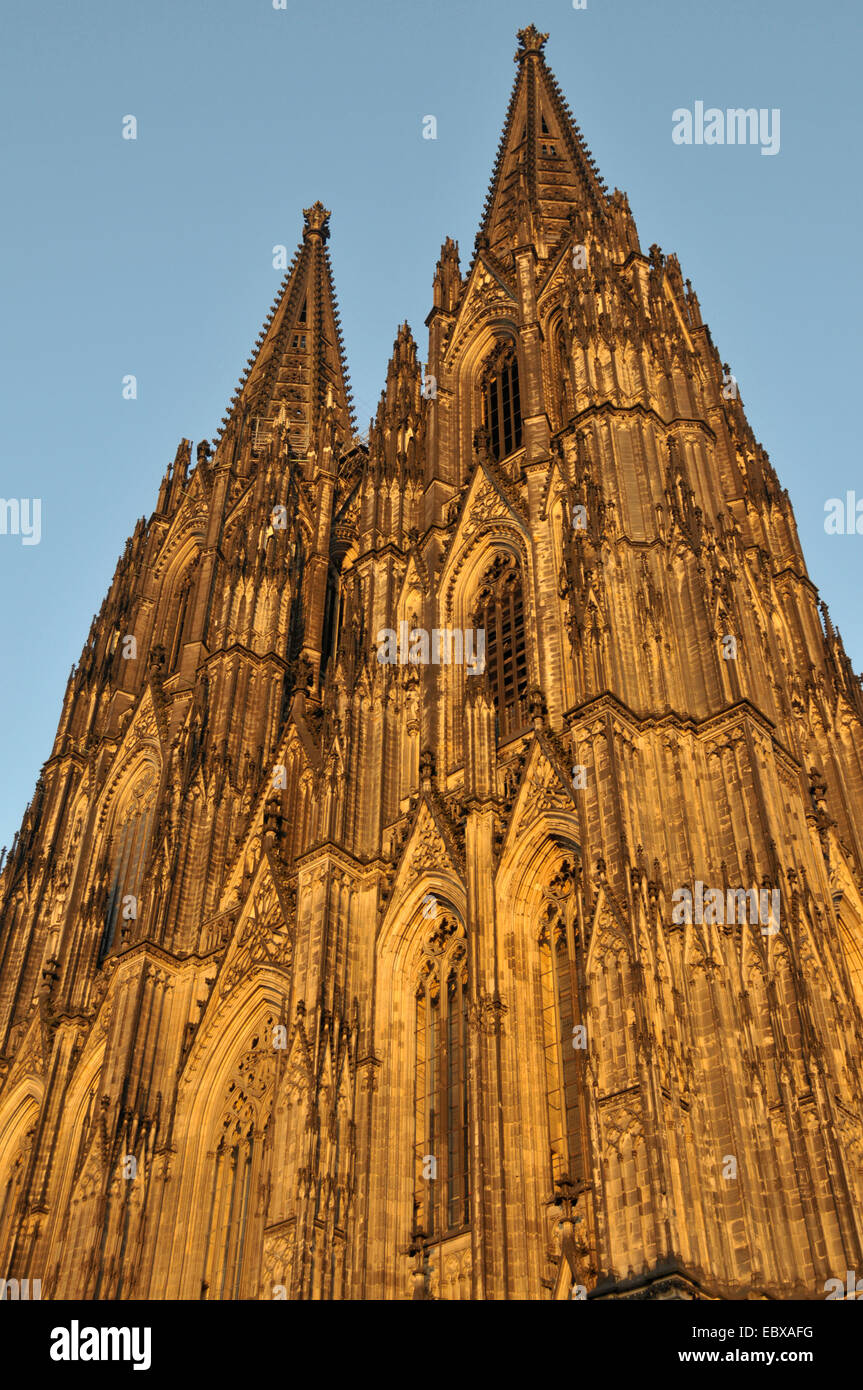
(2, 26), (863, 1301)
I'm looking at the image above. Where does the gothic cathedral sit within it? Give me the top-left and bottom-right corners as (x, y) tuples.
(2, 26), (863, 1302)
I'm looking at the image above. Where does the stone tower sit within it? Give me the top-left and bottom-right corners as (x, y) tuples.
(1, 25), (863, 1302)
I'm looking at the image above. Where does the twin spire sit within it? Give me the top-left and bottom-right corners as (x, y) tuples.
(477, 24), (608, 262)
(216, 200), (355, 457)
(216, 27), (605, 456)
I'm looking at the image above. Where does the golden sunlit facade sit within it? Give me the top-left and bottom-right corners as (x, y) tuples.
(2, 27), (863, 1301)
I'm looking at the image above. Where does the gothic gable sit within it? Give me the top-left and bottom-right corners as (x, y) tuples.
(440, 462), (529, 610)
(444, 256), (518, 366)
(381, 797), (465, 937)
(112, 685), (168, 769)
(585, 883), (634, 968)
(1, 22), (863, 1309)
(0, 1010), (47, 1096)
(152, 499), (206, 582)
(498, 736), (580, 859)
(213, 858), (294, 1004)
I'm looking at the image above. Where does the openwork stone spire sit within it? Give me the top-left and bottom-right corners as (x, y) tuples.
(476, 23), (608, 262)
(216, 201), (353, 456)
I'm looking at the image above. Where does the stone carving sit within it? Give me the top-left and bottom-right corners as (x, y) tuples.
(220, 880), (292, 996)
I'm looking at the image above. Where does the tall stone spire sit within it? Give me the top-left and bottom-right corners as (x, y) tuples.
(2, 25), (863, 1312)
(476, 24), (609, 263)
(215, 201), (355, 458)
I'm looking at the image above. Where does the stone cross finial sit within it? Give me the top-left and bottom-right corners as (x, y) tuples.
(303, 201), (331, 241)
(515, 25), (549, 61)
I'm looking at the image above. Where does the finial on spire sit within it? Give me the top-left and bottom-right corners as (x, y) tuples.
(515, 24), (548, 62)
(303, 201), (331, 241)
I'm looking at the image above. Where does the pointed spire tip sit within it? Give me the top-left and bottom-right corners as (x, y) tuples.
(515, 24), (549, 62)
(303, 201), (331, 241)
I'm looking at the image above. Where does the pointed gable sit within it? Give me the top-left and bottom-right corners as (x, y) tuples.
(381, 797), (465, 934)
(499, 735), (580, 857)
(1, 1010), (47, 1093)
(214, 857), (294, 1002)
(114, 684), (168, 762)
(441, 457), (528, 588)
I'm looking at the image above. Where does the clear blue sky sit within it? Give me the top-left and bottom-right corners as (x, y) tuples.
(1, 0), (861, 853)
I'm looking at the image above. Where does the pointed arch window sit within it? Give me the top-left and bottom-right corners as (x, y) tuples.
(199, 1039), (273, 1301)
(555, 322), (574, 427)
(414, 913), (470, 1239)
(252, 417), (272, 451)
(538, 866), (587, 1190)
(320, 562), (341, 678)
(100, 769), (157, 960)
(481, 342), (522, 463)
(200, 1121), (255, 1300)
(0, 1110), (37, 1269)
(170, 573), (193, 670)
(473, 555), (529, 739)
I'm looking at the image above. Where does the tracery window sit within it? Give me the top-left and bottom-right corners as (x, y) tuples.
(320, 563), (341, 677)
(199, 1039), (273, 1300)
(201, 1121), (255, 1300)
(100, 770), (157, 959)
(538, 865), (587, 1189)
(414, 911), (470, 1238)
(555, 322), (574, 426)
(0, 1117), (36, 1268)
(473, 554), (529, 739)
(252, 417), (272, 451)
(169, 573), (193, 670)
(481, 342), (522, 463)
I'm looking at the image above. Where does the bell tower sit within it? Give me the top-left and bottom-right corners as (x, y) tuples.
(1, 26), (862, 1303)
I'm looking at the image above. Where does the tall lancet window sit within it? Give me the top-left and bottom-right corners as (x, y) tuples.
(538, 867), (586, 1189)
(481, 342), (522, 462)
(201, 1119), (256, 1301)
(320, 562), (340, 677)
(0, 1113), (37, 1266)
(555, 323), (574, 426)
(473, 554), (529, 739)
(170, 572), (193, 670)
(199, 1043), (272, 1301)
(101, 770), (157, 960)
(414, 911), (470, 1238)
